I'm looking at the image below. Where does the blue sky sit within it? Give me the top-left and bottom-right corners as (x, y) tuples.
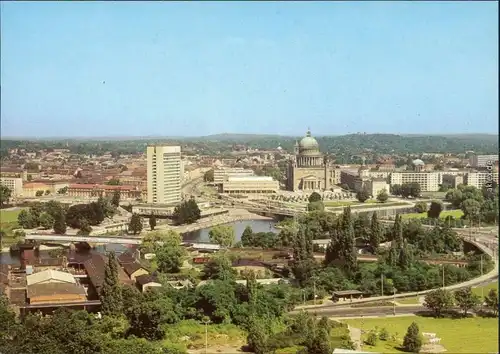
(1, 1), (498, 137)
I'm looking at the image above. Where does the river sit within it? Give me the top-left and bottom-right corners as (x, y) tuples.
(0, 219), (278, 265)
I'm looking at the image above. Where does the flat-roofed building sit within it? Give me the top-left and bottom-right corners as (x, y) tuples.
(221, 176), (279, 194)
(442, 174), (464, 188)
(22, 182), (52, 197)
(147, 145), (182, 204)
(0, 177), (23, 197)
(469, 154), (499, 168)
(213, 167), (254, 185)
(0, 167), (28, 181)
(67, 183), (143, 200)
(390, 171), (441, 192)
(465, 171), (499, 189)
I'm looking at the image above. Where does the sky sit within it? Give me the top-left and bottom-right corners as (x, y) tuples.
(0, 1), (498, 138)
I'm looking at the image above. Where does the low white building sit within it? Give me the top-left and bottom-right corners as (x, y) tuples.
(221, 176), (279, 194)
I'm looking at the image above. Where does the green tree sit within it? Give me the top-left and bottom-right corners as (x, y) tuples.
(427, 200), (443, 218)
(461, 199), (481, 225)
(111, 190), (121, 207)
(128, 213), (143, 235)
(202, 253), (236, 281)
(77, 218), (92, 235)
(376, 189), (389, 203)
(369, 212), (382, 251)
(0, 185), (12, 207)
(53, 212), (67, 234)
(390, 184), (402, 196)
(246, 316), (270, 354)
(172, 199), (201, 225)
(203, 169), (214, 182)
(241, 225), (254, 246)
(307, 201), (325, 212)
(484, 289), (498, 316)
(356, 190), (370, 203)
(0, 294), (17, 343)
(414, 201), (428, 213)
(402, 322), (423, 353)
(149, 213), (157, 231)
(35, 190), (44, 197)
(454, 287), (480, 317)
(106, 178), (121, 185)
(155, 230), (186, 273)
(423, 289), (454, 317)
(39, 212), (55, 230)
(100, 252), (123, 316)
(365, 331), (378, 346)
(17, 209), (37, 229)
(308, 192), (322, 203)
(43, 200), (65, 219)
(209, 225), (235, 247)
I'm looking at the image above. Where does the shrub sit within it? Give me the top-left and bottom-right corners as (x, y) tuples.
(365, 331), (378, 346)
(379, 327), (390, 341)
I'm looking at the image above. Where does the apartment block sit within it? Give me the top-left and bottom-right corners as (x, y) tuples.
(390, 172), (440, 192)
(469, 154), (499, 168)
(0, 177), (23, 197)
(213, 167), (254, 185)
(146, 145), (182, 204)
(464, 172), (499, 189)
(442, 174), (464, 188)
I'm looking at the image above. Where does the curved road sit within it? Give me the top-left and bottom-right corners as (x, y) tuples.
(292, 305), (425, 317)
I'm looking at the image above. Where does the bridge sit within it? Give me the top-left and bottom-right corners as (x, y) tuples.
(24, 234), (143, 245)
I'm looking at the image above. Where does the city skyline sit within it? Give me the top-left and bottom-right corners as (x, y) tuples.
(1, 1), (498, 137)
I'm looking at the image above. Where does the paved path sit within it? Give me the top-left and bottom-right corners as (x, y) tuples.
(348, 325), (362, 350)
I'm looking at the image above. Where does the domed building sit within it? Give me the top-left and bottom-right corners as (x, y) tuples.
(286, 129), (340, 191)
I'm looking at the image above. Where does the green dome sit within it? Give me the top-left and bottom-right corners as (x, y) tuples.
(298, 129), (319, 152)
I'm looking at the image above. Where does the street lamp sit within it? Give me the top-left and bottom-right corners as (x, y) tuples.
(202, 317), (211, 354)
(393, 288), (397, 316)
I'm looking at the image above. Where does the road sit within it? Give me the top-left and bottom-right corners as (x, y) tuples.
(292, 305), (426, 317)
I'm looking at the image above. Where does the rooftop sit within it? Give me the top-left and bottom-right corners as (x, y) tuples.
(26, 269), (76, 286)
(27, 282), (87, 299)
(227, 176), (273, 182)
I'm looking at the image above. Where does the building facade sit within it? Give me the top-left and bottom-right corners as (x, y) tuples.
(213, 167), (255, 185)
(146, 145), (182, 204)
(221, 176), (279, 194)
(469, 154), (499, 168)
(67, 184), (143, 200)
(465, 171), (499, 189)
(286, 129), (340, 192)
(0, 177), (23, 197)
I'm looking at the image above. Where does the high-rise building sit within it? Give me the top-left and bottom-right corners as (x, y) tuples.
(146, 145), (182, 204)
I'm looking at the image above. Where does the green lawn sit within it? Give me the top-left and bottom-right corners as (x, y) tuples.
(343, 316), (498, 353)
(0, 209), (22, 223)
(401, 210), (464, 219)
(472, 281), (498, 297)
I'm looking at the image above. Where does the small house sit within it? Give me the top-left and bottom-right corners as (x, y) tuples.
(135, 274), (162, 293)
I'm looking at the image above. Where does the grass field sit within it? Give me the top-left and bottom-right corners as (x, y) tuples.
(343, 316), (498, 353)
(0, 209), (22, 223)
(472, 281), (498, 297)
(401, 209), (464, 219)
(324, 200), (377, 207)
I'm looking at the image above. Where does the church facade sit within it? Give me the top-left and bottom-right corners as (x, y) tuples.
(286, 129), (341, 192)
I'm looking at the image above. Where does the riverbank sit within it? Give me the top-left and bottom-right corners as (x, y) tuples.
(162, 209), (273, 234)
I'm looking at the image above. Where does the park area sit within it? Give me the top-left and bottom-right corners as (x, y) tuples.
(401, 210), (464, 220)
(0, 208), (24, 248)
(342, 315), (498, 353)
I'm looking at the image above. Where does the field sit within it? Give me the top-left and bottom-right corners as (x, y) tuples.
(343, 316), (498, 353)
(323, 200), (377, 207)
(401, 209), (464, 219)
(0, 208), (25, 248)
(472, 281), (498, 297)
(0, 208), (22, 223)
(163, 320), (247, 352)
